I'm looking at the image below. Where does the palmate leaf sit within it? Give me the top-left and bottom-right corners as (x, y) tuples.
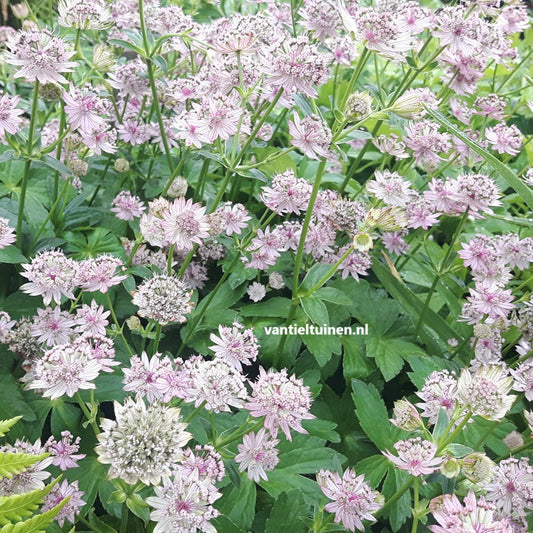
(0, 496), (68, 533)
(0, 418), (22, 439)
(0, 452), (49, 480)
(0, 479), (58, 526)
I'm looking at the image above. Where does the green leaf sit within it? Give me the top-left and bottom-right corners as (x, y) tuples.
(240, 297), (293, 318)
(300, 296), (329, 325)
(0, 453), (48, 480)
(87, 512), (118, 533)
(313, 287), (352, 306)
(265, 490), (308, 533)
(366, 337), (404, 382)
(351, 380), (400, 450)
(36, 156), (72, 177)
(0, 247), (26, 264)
(342, 335), (374, 381)
(0, 494), (68, 533)
(299, 264), (333, 294)
(372, 259), (466, 357)
(0, 375), (36, 424)
(215, 475), (256, 531)
(0, 480), (56, 526)
(382, 469), (411, 532)
(427, 108), (533, 210)
(301, 334), (341, 367)
(0, 418), (22, 438)
(356, 454), (390, 488)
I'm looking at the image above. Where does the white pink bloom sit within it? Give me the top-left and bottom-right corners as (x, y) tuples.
(209, 322), (259, 371)
(246, 367), (314, 441)
(317, 468), (383, 532)
(45, 431), (85, 471)
(235, 429), (280, 483)
(383, 437), (442, 477)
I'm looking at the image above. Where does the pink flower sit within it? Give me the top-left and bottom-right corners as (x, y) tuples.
(235, 429), (280, 483)
(0, 94), (23, 141)
(63, 84), (109, 134)
(161, 197), (210, 251)
(76, 255), (127, 293)
(466, 283), (515, 320)
(6, 30), (77, 84)
(383, 437), (442, 477)
(317, 468), (383, 532)
(24, 342), (102, 399)
(45, 431), (85, 471)
(74, 300), (110, 337)
(111, 191), (145, 221)
(42, 480), (85, 527)
(246, 367), (314, 441)
(485, 123), (522, 156)
(0, 217), (16, 248)
(261, 171), (312, 215)
(209, 322), (259, 371)
(30, 306), (75, 346)
(21, 250), (78, 305)
(416, 370), (458, 425)
(289, 114), (332, 160)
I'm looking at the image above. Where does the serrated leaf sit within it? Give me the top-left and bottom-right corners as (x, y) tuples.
(351, 380), (400, 450)
(215, 475), (256, 531)
(0, 479), (57, 525)
(0, 246), (26, 264)
(427, 108), (533, 210)
(265, 490), (308, 533)
(0, 495), (68, 533)
(0, 418), (22, 438)
(313, 287), (352, 306)
(356, 454), (390, 488)
(300, 297), (329, 325)
(0, 453), (48, 480)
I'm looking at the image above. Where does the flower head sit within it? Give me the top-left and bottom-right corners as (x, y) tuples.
(246, 367), (314, 440)
(209, 322), (259, 371)
(235, 429), (280, 483)
(42, 479), (85, 527)
(132, 275), (193, 325)
(383, 437), (442, 477)
(96, 397), (192, 485)
(317, 468), (383, 532)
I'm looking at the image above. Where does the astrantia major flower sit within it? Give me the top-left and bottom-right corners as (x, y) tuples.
(42, 479), (85, 527)
(45, 431), (85, 471)
(261, 170), (313, 215)
(6, 30), (77, 84)
(63, 84), (109, 134)
(457, 365), (515, 421)
(383, 437), (442, 477)
(289, 113), (332, 160)
(429, 490), (511, 533)
(209, 321), (259, 371)
(58, 0), (111, 30)
(111, 190), (145, 221)
(96, 397), (192, 485)
(246, 367), (314, 441)
(146, 469), (221, 533)
(0, 217), (16, 248)
(24, 341), (101, 400)
(481, 457), (533, 519)
(21, 250), (78, 305)
(317, 468), (384, 532)
(235, 429), (280, 483)
(76, 255), (127, 293)
(0, 94), (23, 142)
(132, 275), (193, 325)
(161, 197), (210, 251)
(366, 169), (413, 207)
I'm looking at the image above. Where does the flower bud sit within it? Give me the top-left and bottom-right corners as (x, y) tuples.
(39, 83), (63, 102)
(440, 456), (461, 479)
(114, 158), (130, 173)
(503, 431), (524, 451)
(353, 232), (373, 252)
(462, 453), (495, 484)
(125, 316), (141, 331)
(390, 399), (423, 431)
(344, 91), (373, 122)
(69, 159), (89, 177)
(365, 207), (408, 231)
(167, 176), (188, 198)
(390, 92), (426, 120)
(92, 44), (115, 71)
(11, 3), (29, 19)
(268, 272), (285, 290)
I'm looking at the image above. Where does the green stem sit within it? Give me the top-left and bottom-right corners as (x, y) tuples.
(438, 412), (472, 453)
(195, 158), (210, 202)
(139, 0), (174, 174)
(411, 479), (419, 533)
(184, 401), (207, 423)
(301, 245), (355, 297)
(75, 392), (100, 435)
(337, 48), (370, 117)
(375, 478), (415, 519)
(496, 438), (533, 461)
(215, 419), (264, 449)
(16, 80), (40, 247)
(106, 292), (134, 356)
(119, 505), (129, 533)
